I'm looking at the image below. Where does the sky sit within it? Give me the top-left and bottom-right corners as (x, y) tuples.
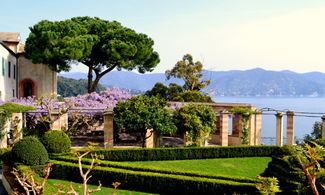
(2, 0), (325, 73)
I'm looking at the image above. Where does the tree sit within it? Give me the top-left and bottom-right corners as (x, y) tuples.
(113, 95), (177, 147)
(174, 104), (217, 146)
(25, 16), (160, 93)
(145, 82), (184, 101)
(300, 122), (322, 144)
(296, 143), (325, 195)
(165, 54), (210, 91)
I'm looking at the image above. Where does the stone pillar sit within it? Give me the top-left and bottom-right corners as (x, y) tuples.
(51, 112), (68, 130)
(275, 112), (284, 146)
(254, 112), (262, 145)
(0, 119), (9, 148)
(11, 113), (24, 143)
(182, 132), (193, 146)
(249, 114), (256, 145)
(286, 111), (295, 145)
(219, 111), (229, 146)
(103, 110), (114, 148)
(145, 130), (160, 148)
(321, 115), (325, 139)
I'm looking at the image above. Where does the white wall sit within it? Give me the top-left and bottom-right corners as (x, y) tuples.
(0, 44), (17, 102)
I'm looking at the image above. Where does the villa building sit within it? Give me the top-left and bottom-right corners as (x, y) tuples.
(0, 32), (57, 101)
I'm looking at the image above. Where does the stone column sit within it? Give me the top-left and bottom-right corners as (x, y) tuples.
(103, 110), (114, 148)
(275, 112), (284, 146)
(0, 119), (10, 148)
(286, 111), (295, 145)
(51, 112), (68, 130)
(210, 116), (221, 145)
(322, 115), (325, 139)
(12, 113), (24, 143)
(219, 111), (229, 146)
(249, 114), (256, 145)
(254, 112), (262, 145)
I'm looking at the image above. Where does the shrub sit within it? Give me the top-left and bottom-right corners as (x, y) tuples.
(41, 130), (71, 153)
(51, 155), (258, 184)
(174, 104), (217, 145)
(173, 90), (213, 102)
(50, 160), (257, 194)
(315, 138), (325, 147)
(12, 136), (49, 165)
(75, 145), (280, 161)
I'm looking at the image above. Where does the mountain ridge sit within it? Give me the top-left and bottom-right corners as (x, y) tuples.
(60, 68), (325, 97)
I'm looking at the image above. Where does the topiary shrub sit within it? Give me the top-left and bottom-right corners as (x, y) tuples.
(12, 136), (49, 165)
(41, 130), (71, 153)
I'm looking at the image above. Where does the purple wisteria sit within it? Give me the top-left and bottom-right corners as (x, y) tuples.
(65, 87), (131, 109)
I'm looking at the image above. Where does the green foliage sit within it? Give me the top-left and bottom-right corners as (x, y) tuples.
(12, 136), (49, 165)
(173, 90), (213, 102)
(73, 145), (280, 161)
(145, 82), (184, 101)
(145, 83), (213, 102)
(114, 95), (177, 147)
(228, 107), (256, 145)
(51, 155), (259, 183)
(41, 130), (71, 153)
(166, 54), (211, 91)
(256, 176), (281, 194)
(50, 160), (257, 194)
(25, 16), (160, 92)
(0, 103), (35, 116)
(174, 104), (216, 145)
(58, 76), (106, 97)
(315, 138), (325, 147)
(262, 144), (325, 194)
(0, 103), (35, 139)
(300, 121), (322, 145)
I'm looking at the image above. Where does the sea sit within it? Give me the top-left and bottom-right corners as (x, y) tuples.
(213, 97), (325, 145)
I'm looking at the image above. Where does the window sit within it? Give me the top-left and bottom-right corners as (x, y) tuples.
(1, 57), (4, 76)
(13, 89), (15, 97)
(8, 61), (11, 78)
(13, 64), (16, 79)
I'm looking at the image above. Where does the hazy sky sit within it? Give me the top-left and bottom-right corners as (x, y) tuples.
(3, 0), (325, 73)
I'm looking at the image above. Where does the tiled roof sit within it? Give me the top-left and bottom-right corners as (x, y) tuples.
(0, 32), (20, 42)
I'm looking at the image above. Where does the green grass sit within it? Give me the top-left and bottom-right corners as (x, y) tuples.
(125, 157), (271, 178)
(45, 179), (155, 195)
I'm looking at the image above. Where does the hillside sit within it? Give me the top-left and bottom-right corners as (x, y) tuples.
(57, 76), (107, 97)
(60, 68), (325, 97)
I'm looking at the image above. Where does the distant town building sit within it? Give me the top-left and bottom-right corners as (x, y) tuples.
(0, 32), (57, 101)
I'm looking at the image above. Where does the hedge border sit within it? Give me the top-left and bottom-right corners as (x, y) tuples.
(74, 145), (280, 161)
(51, 155), (258, 183)
(50, 160), (258, 194)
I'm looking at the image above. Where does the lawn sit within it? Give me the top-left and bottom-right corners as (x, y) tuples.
(125, 157), (271, 178)
(45, 179), (155, 195)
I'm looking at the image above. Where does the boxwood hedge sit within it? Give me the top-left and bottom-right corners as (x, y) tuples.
(51, 155), (258, 183)
(50, 160), (258, 194)
(76, 145), (280, 161)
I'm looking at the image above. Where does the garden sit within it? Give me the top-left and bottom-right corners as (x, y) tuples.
(1, 92), (325, 194)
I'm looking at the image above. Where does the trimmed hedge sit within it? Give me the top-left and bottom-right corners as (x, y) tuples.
(76, 145), (280, 161)
(262, 145), (325, 194)
(41, 130), (71, 153)
(51, 155), (257, 183)
(50, 160), (258, 194)
(12, 136), (49, 165)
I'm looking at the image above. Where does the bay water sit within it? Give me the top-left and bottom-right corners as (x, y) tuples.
(213, 97), (325, 144)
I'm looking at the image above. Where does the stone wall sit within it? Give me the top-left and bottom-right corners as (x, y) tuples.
(18, 55), (57, 98)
